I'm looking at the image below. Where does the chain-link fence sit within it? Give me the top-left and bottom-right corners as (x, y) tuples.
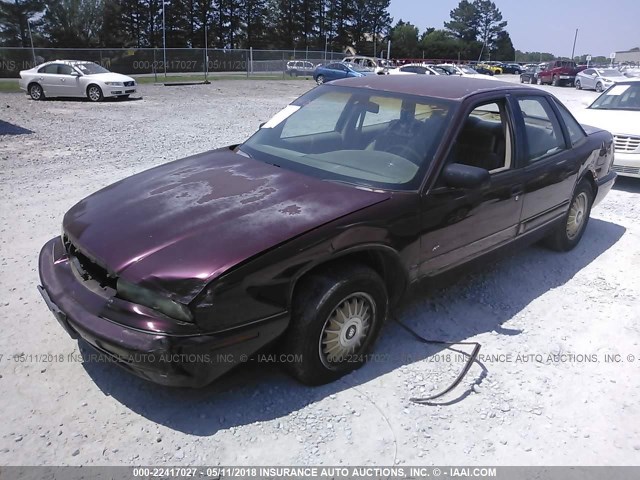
(0, 47), (346, 79)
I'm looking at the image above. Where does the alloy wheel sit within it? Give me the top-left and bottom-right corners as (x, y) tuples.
(566, 192), (588, 240)
(319, 292), (374, 367)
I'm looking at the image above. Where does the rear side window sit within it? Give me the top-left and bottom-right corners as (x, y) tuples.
(552, 99), (586, 145)
(517, 97), (566, 162)
(38, 64), (58, 74)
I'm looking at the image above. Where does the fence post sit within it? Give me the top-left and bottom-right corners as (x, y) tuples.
(246, 50), (249, 78)
(250, 47), (253, 75)
(282, 51), (285, 79)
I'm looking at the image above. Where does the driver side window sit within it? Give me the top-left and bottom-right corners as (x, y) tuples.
(447, 100), (512, 173)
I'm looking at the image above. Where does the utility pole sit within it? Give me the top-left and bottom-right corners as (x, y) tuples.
(204, 21), (208, 82)
(162, 0), (167, 78)
(27, 19), (36, 67)
(571, 28), (578, 62)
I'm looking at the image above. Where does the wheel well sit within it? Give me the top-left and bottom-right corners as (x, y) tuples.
(27, 81), (40, 90)
(86, 83), (100, 94)
(290, 249), (408, 308)
(580, 170), (597, 197)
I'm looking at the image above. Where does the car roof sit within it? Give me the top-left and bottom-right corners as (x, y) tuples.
(331, 75), (534, 101)
(39, 60), (95, 66)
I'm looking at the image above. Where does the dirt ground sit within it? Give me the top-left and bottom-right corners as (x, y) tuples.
(0, 76), (639, 466)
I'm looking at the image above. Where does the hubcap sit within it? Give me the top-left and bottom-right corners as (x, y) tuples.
(319, 292), (374, 367)
(566, 192), (588, 239)
(31, 86), (40, 99)
(89, 87), (100, 101)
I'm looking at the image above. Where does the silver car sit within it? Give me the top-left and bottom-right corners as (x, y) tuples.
(575, 68), (627, 92)
(19, 60), (137, 102)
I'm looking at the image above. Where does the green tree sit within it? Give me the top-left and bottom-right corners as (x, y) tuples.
(475, 0), (506, 59)
(390, 20), (418, 58)
(444, 0), (478, 43)
(420, 29), (462, 60)
(42, 0), (105, 47)
(492, 30), (514, 61)
(0, 0), (45, 47)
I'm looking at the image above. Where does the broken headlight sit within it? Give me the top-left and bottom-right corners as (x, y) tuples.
(116, 279), (193, 323)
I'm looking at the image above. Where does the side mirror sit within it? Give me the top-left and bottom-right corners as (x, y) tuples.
(442, 163), (490, 189)
(70, 71), (80, 77)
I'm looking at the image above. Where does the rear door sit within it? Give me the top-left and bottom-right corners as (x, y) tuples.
(419, 95), (525, 276)
(38, 64), (62, 96)
(511, 94), (580, 234)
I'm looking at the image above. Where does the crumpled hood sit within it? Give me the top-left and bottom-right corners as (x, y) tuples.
(63, 149), (390, 303)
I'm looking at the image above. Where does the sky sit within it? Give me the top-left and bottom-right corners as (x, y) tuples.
(388, 0), (640, 57)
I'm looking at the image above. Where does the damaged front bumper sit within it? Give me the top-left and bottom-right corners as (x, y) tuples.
(37, 236), (289, 387)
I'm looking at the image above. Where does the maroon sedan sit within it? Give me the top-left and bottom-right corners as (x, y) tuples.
(38, 76), (616, 387)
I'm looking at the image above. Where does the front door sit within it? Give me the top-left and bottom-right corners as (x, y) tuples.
(419, 97), (525, 276)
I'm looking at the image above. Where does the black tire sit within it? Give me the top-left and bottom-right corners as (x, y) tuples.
(29, 83), (44, 101)
(281, 263), (388, 385)
(86, 84), (103, 102)
(520, 76), (524, 83)
(596, 82), (603, 92)
(537, 77), (543, 85)
(529, 76), (535, 84)
(551, 75), (559, 86)
(316, 75), (325, 85)
(575, 79), (582, 90)
(544, 181), (594, 251)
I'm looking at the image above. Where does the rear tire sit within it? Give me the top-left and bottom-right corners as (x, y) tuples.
(29, 83), (44, 101)
(281, 264), (388, 385)
(529, 76), (535, 84)
(537, 77), (543, 85)
(575, 79), (582, 90)
(87, 84), (103, 102)
(551, 75), (559, 86)
(544, 181), (594, 251)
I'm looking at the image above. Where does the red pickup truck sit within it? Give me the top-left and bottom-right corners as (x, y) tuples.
(537, 60), (583, 87)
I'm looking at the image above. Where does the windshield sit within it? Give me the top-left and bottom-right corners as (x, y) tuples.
(438, 65), (456, 74)
(596, 69), (624, 78)
(460, 66), (478, 74)
(589, 83), (640, 111)
(240, 86), (453, 190)
(74, 62), (110, 75)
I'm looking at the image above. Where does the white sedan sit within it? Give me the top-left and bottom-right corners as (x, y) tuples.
(388, 64), (444, 75)
(574, 80), (640, 178)
(19, 60), (137, 102)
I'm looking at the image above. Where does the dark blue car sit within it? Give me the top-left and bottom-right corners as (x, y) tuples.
(313, 62), (374, 85)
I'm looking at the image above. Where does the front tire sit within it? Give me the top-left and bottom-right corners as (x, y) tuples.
(596, 82), (603, 92)
(87, 84), (103, 102)
(281, 264), (388, 385)
(551, 75), (559, 86)
(544, 181), (594, 251)
(575, 79), (582, 90)
(537, 77), (543, 85)
(316, 75), (325, 85)
(29, 83), (44, 101)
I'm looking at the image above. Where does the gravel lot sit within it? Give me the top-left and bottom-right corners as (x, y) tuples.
(1, 75), (639, 466)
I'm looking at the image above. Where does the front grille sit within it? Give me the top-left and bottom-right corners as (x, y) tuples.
(123, 81), (135, 87)
(63, 235), (117, 290)
(613, 135), (640, 153)
(612, 164), (640, 175)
